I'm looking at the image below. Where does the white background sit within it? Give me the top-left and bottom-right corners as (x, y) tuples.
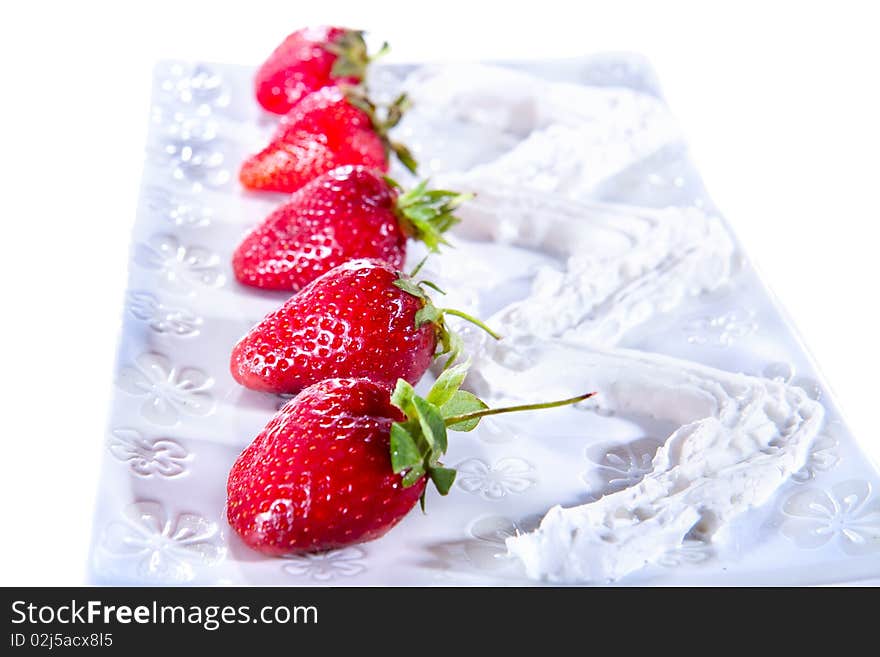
(0, 0), (877, 585)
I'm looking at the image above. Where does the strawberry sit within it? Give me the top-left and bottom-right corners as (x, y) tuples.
(226, 365), (594, 555)
(226, 377), (421, 554)
(239, 85), (416, 194)
(233, 166), (469, 291)
(255, 26), (380, 115)
(229, 258), (498, 394)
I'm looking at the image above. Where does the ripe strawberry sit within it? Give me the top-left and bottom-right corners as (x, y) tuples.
(239, 85), (416, 194)
(233, 166), (469, 291)
(226, 365), (594, 555)
(255, 26), (378, 115)
(226, 377), (422, 555)
(230, 258), (497, 394)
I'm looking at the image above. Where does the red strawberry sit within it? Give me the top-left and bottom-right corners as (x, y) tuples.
(239, 85), (416, 194)
(230, 258), (496, 394)
(226, 377), (422, 554)
(255, 26), (376, 115)
(233, 166), (469, 291)
(226, 366), (594, 555)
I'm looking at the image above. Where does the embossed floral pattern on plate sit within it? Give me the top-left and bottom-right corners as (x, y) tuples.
(99, 501), (225, 582)
(134, 234), (224, 295)
(143, 186), (213, 228)
(153, 115), (230, 187)
(792, 424), (841, 484)
(116, 352), (215, 426)
(158, 63), (231, 110)
(127, 291), (203, 337)
(281, 548), (367, 581)
(780, 480), (880, 555)
(583, 437), (662, 498)
(455, 457), (538, 499)
(108, 428), (190, 478)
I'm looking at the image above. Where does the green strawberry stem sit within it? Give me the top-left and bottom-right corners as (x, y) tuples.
(389, 362), (598, 506)
(344, 87), (419, 173)
(393, 272), (500, 370)
(441, 308), (502, 340)
(327, 30), (388, 80)
(443, 391), (596, 427)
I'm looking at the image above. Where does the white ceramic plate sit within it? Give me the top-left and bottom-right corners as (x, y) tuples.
(87, 56), (880, 585)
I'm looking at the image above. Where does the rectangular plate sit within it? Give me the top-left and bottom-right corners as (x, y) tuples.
(88, 56), (880, 585)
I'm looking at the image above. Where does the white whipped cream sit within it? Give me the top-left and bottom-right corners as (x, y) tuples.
(402, 65), (733, 347)
(463, 340), (823, 582)
(399, 63), (680, 190)
(445, 189), (734, 347)
(398, 62), (822, 583)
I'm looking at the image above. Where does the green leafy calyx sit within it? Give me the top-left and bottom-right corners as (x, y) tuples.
(344, 86), (418, 174)
(388, 363), (596, 507)
(386, 178), (473, 253)
(326, 29), (388, 82)
(389, 363), (488, 503)
(392, 271), (501, 370)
